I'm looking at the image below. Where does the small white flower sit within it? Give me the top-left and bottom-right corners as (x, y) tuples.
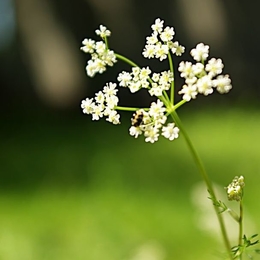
(143, 44), (156, 59)
(192, 63), (204, 75)
(197, 75), (213, 96)
(151, 18), (164, 33)
(132, 68), (141, 82)
(152, 73), (160, 82)
(149, 83), (163, 97)
(140, 79), (150, 89)
(212, 74), (232, 94)
(159, 70), (174, 87)
(149, 100), (166, 118)
(190, 43), (209, 62)
(95, 91), (105, 104)
(178, 84), (198, 101)
(106, 110), (120, 124)
(129, 126), (142, 138)
(128, 81), (141, 93)
(160, 26), (175, 42)
(81, 98), (95, 114)
(132, 67), (141, 77)
(81, 39), (95, 53)
(144, 126), (159, 143)
(139, 67), (151, 80)
(162, 123), (180, 140)
(205, 58), (224, 77)
(103, 107), (111, 116)
(185, 76), (197, 85)
(95, 41), (106, 54)
(154, 43), (169, 61)
(103, 82), (118, 96)
(155, 115), (167, 127)
(146, 32), (159, 45)
(141, 111), (152, 125)
(92, 105), (104, 120)
(102, 50), (117, 66)
(94, 58), (107, 74)
(86, 59), (98, 77)
(95, 25), (111, 38)
(178, 61), (194, 79)
(171, 41), (185, 56)
(117, 71), (132, 87)
(105, 95), (119, 108)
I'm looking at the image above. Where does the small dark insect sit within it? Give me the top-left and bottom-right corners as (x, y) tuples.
(131, 110), (144, 127)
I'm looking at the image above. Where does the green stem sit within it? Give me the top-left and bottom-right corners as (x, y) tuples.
(173, 100), (186, 111)
(115, 52), (232, 257)
(227, 208), (240, 223)
(170, 110), (233, 260)
(115, 106), (148, 112)
(115, 53), (139, 67)
(167, 52), (175, 103)
(239, 200), (243, 259)
(104, 36), (109, 49)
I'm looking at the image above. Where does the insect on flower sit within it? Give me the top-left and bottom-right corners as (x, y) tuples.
(131, 110), (144, 127)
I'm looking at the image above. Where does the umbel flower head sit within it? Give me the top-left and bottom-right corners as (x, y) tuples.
(80, 18), (232, 143)
(80, 25), (116, 77)
(225, 176), (245, 201)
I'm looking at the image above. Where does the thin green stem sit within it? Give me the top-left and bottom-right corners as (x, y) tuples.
(173, 100), (187, 111)
(162, 90), (171, 104)
(167, 52), (175, 104)
(115, 106), (148, 112)
(115, 51), (232, 257)
(104, 36), (109, 49)
(239, 200), (243, 260)
(170, 110), (233, 260)
(227, 208), (240, 223)
(115, 53), (139, 67)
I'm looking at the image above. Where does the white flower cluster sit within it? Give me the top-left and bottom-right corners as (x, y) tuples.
(178, 43), (232, 101)
(150, 70), (174, 97)
(80, 18), (233, 144)
(117, 66), (174, 97)
(117, 67), (151, 93)
(80, 25), (117, 77)
(129, 100), (179, 143)
(143, 18), (185, 60)
(226, 176), (245, 201)
(81, 82), (120, 124)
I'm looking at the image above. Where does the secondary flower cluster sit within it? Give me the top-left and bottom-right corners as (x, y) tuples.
(117, 67), (151, 93)
(81, 82), (120, 125)
(178, 43), (232, 101)
(117, 67), (174, 97)
(143, 18), (185, 60)
(226, 176), (245, 201)
(129, 100), (179, 143)
(80, 25), (117, 77)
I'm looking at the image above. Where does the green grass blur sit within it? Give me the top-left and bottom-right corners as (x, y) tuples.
(1, 107), (260, 260)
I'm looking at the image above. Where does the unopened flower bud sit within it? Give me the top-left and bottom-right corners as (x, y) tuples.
(225, 176), (245, 201)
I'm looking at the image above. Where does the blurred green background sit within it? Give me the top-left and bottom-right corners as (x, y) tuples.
(1, 1), (260, 259)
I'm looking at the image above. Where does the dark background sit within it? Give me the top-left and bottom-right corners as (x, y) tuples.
(2, 0), (259, 110)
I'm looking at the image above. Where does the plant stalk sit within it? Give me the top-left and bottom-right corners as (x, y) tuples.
(239, 200), (243, 260)
(171, 110), (233, 260)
